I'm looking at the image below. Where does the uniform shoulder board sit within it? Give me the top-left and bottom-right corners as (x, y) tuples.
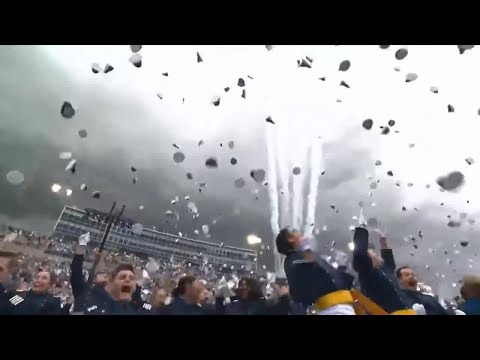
(9, 294), (24, 306)
(293, 259), (312, 264)
(142, 303), (152, 311)
(86, 305), (98, 312)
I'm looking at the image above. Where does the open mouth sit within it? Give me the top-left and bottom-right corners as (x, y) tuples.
(120, 285), (132, 293)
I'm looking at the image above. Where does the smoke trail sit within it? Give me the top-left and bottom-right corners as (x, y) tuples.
(292, 178), (299, 229)
(292, 173), (302, 229)
(266, 127), (280, 236)
(276, 127), (291, 228)
(266, 126), (284, 275)
(298, 151), (310, 229)
(304, 139), (322, 237)
(292, 150), (308, 230)
(290, 136), (303, 229)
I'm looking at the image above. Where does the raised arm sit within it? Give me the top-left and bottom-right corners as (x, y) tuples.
(70, 246), (87, 299)
(70, 233), (91, 299)
(379, 236), (396, 274)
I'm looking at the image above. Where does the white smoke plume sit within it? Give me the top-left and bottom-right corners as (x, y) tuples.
(304, 139), (322, 237)
(276, 127), (291, 228)
(266, 126), (280, 236)
(266, 126), (284, 275)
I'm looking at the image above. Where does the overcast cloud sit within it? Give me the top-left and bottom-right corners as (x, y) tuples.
(1, 45), (480, 298)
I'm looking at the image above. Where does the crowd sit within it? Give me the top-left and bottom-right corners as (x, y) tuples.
(0, 223), (479, 315)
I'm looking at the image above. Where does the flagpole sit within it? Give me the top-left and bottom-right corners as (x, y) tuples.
(86, 202), (125, 285)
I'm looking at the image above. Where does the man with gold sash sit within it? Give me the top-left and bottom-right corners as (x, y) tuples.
(276, 228), (357, 315)
(351, 226), (415, 315)
(276, 227), (417, 315)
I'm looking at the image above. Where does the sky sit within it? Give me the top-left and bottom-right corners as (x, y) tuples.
(1, 44), (480, 298)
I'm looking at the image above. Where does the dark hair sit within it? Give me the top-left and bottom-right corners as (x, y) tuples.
(244, 277), (264, 301)
(0, 250), (19, 258)
(174, 275), (196, 296)
(460, 285), (466, 300)
(276, 228), (293, 256)
(395, 266), (411, 279)
(111, 263), (135, 279)
(0, 251), (19, 270)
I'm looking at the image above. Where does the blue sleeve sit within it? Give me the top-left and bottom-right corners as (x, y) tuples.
(201, 303), (218, 315)
(46, 297), (63, 315)
(266, 295), (293, 315)
(215, 296), (226, 315)
(380, 249), (396, 274)
(70, 254), (86, 299)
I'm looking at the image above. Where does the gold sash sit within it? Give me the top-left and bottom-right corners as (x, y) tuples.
(312, 289), (415, 315)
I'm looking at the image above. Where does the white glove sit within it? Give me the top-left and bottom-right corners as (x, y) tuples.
(366, 216), (387, 238)
(358, 208), (367, 227)
(216, 285), (234, 298)
(455, 309), (466, 315)
(78, 232), (91, 246)
(217, 277), (227, 288)
(412, 303), (426, 315)
(374, 220), (387, 237)
(215, 277), (230, 298)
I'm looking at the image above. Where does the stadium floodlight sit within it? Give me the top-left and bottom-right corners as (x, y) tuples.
(247, 234), (262, 245)
(51, 184), (62, 193)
